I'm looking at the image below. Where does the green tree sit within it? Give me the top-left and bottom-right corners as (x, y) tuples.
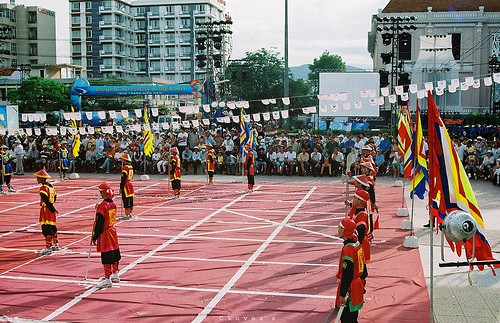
(226, 48), (313, 114)
(308, 51), (346, 92)
(7, 76), (70, 112)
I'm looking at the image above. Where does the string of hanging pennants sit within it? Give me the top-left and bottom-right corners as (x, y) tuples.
(6, 72), (500, 137)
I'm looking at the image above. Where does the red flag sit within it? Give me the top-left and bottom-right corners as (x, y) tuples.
(427, 92), (499, 271)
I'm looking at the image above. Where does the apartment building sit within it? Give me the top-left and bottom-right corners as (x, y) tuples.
(69, 0), (229, 83)
(0, 1), (56, 69)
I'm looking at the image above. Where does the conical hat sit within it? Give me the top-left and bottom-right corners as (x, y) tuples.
(34, 168), (51, 178)
(121, 154), (131, 162)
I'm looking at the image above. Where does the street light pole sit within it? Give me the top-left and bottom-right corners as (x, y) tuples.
(283, 0), (289, 131)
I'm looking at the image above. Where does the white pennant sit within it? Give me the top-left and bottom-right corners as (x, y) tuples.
(272, 111), (280, 120)
(484, 76), (493, 86)
(395, 86), (404, 95)
(211, 101), (218, 108)
(134, 109), (142, 118)
(354, 101), (362, 109)
(339, 92), (348, 101)
(86, 111), (93, 120)
(461, 82), (469, 91)
(203, 104), (211, 112)
(253, 113), (261, 122)
(109, 111), (117, 119)
(368, 89), (376, 98)
(437, 80), (447, 88)
(60, 128), (66, 136)
(377, 97), (384, 105)
(115, 126), (123, 133)
(388, 95), (397, 103)
(302, 107), (310, 114)
(282, 97), (290, 105)
(424, 82), (434, 91)
(161, 122), (169, 130)
(63, 113), (71, 121)
(448, 85), (457, 93)
(218, 102), (226, 108)
(261, 99), (270, 105)
(451, 79), (460, 87)
(22, 114), (28, 122)
(79, 127), (87, 134)
(342, 102), (351, 110)
(417, 90), (426, 99)
(151, 108), (158, 117)
(381, 87), (390, 97)
(171, 122), (180, 129)
(494, 73), (500, 83)
(34, 128), (41, 136)
(121, 110), (129, 118)
(360, 90), (368, 98)
(409, 84), (418, 93)
(243, 115), (250, 122)
(232, 116), (239, 123)
(263, 112), (271, 121)
(269, 99), (276, 104)
(280, 110), (289, 119)
(202, 119), (210, 125)
(26, 128), (32, 136)
(401, 93), (409, 102)
(182, 120), (191, 128)
(309, 106), (317, 113)
(88, 126), (95, 134)
(98, 111), (106, 119)
(465, 76), (474, 86)
(40, 114), (46, 122)
(227, 102), (236, 110)
(472, 79), (481, 89)
(436, 87), (444, 96)
(320, 105), (328, 113)
(223, 116), (231, 123)
(369, 98), (377, 106)
(331, 104), (339, 112)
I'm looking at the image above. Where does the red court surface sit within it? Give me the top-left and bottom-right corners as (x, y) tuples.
(0, 176), (430, 322)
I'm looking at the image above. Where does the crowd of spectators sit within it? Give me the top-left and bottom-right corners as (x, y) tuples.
(1, 123), (499, 186)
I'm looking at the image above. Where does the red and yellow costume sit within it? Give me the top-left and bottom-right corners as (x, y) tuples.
(92, 183), (121, 288)
(336, 218), (367, 321)
(120, 154), (134, 218)
(206, 144), (215, 185)
(244, 144), (255, 191)
(349, 189), (372, 263)
(35, 168), (58, 254)
(170, 147), (181, 196)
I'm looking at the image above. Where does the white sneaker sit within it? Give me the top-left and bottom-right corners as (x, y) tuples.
(51, 244), (59, 251)
(96, 278), (112, 289)
(8, 188), (15, 192)
(38, 248), (52, 256)
(110, 273), (120, 283)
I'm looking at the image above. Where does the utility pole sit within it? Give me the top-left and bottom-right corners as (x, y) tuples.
(283, 0), (289, 131)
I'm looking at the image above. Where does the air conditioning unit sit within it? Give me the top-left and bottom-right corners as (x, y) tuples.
(179, 67), (184, 71)
(99, 50), (105, 55)
(149, 67), (155, 71)
(148, 39), (153, 44)
(179, 11), (183, 15)
(99, 21), (104, 26)
(179, 53), (184, 57)
(178, 39), (184, 43)
(164, 66), (170, 71)
(149, 25), (153, 30)
(99, 35), (104, 40)
(147, 11), (152, 16)
(193, 10), (198, 14)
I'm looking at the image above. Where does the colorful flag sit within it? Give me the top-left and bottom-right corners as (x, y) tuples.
(427, 92), (498, 270)
(239, 107), (251, 157)
(409, 102), (428, 200)
(143, 104), (154, 157)
(70, 105), (81, 158)
(397, 104), (413, 179)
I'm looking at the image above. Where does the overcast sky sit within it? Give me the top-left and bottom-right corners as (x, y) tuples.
(13, 0), (390, 69)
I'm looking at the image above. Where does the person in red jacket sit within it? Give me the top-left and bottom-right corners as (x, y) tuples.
(92, 183), (121, 289)
(206, 143), (216, 185)
(35, 168), (59, 255)
(244, 143), (255, 192)
(170, 147), (181, 197)
(120, 154), (134, 220)
(336, 218), (368, 323)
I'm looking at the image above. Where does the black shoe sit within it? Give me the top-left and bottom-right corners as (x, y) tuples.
(423, 222), (430, 228)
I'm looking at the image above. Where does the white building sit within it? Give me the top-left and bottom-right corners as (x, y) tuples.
(368, 0), (500, 114)
(69, 0), (230, 83)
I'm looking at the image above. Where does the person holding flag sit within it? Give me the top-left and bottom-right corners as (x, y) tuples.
(244, 142), (255, 193)
(169, 147), (181, 198)
(142, 104), (154, 159)
(59, 141), (70, 181)
(119, 154), (134, 220)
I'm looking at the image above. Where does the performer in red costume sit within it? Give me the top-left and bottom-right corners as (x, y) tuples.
(170, 147), (181, 197)
(346, 189), (372, 264)
(35, 168), (59, 255)
(336, 218), (368, 323)
(119, 154), (134, 220)
(92, 183), (121, 289)
(206, 143), (216, 185)
(244, 143), (255, 193)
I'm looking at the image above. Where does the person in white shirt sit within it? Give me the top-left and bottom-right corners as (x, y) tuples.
(13, 139), (25, 175)
(177, 127), (188, 150)
(151, 148), (161, 174)
(454, 137), (467, 162)
(284, 146), (297, 175)
(276, 146), (287, 175)
(191, 146), (202, 174)
(222, 134), (234, 153)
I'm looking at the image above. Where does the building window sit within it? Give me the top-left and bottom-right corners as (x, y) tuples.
(28, 12), (37, 23)
(73, 44), (81, 53)
(86, 15), (92, 24)
(71, 16), (81, 25)
(86, 58), (92, 67)
(71, 30), (81, 39)
(85, 2), (92, 10)
(451, 33), (461, 60)
(181, 5), (189, 13)
(86, 29), (92, 38)
(165, 6), (174, 15)
(195, 4), (205, 13)
(71, 2), (80, 11)
(86, 44), (92, 52)
(181, 19), (190, 29)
